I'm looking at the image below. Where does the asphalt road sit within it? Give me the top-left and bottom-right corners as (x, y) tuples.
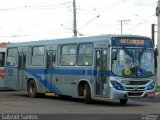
(0, 91), (160, 120)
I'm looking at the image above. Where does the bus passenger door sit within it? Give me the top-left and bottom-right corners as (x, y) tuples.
(18, 52), (27, 89)
(46, 50), (56, 92)
(95, 49), (108, 97)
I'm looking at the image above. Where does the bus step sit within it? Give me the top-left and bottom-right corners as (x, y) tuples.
(45, 92), (55, 97)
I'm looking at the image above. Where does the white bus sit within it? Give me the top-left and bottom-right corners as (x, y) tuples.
(0, 43), (7, 89)
(5, 35), (157, 104)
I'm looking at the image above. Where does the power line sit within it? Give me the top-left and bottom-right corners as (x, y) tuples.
(0, 29), (70, 38)
(0, 2), (72, 11)
(78, 15), (100, 30)
(25, 2), (72, 9)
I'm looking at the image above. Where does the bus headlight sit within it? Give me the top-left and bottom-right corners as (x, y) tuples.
(111, 80), (125, 91)
(147, 81), (156, 90)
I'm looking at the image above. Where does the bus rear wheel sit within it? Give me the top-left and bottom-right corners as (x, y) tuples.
(84, 83), (92, 104)
(28, 80), (38, 98)
(119, 99), (128, 105)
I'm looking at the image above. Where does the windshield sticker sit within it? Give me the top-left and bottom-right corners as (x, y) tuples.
(124, 68), (131, 75)
(137, 69), (142, 76)
(147, 53), (151, 62)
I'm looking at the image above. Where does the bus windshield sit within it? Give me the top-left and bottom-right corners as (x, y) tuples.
(112, 48), (155, 78)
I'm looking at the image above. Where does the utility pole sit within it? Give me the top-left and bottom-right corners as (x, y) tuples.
(156, 0), (160, 85)
(157, 0), (160, 54)
(118, 20), (130, 34)
(73, 0), (77, 37)
(151, 24), (157, 44)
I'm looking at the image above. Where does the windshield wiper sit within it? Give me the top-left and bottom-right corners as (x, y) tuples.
(138, 47), (146, 59)
(122, 46), (133, 58)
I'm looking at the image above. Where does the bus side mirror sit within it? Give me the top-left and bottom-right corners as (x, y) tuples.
(154, 47), (158, 56)
(112, 52), (117, 60)
(154, 47), (158, 68)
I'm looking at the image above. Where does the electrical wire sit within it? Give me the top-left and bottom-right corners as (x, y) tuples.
(0, 29), (70, 38)
(0, 1), (72, 11)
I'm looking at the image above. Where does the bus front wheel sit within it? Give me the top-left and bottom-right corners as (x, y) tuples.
(84, 83), (92, 104)
(28, 80), (38, 98)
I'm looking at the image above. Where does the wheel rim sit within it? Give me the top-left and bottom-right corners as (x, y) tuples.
(30, 84), (35, 95)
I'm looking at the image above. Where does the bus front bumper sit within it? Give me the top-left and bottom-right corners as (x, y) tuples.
(109, 87), (156, 100)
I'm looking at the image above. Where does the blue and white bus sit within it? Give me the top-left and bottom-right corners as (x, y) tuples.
(5, 34), (157, 104)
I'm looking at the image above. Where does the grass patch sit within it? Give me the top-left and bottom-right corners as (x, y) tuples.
(156, 85), (160, 92)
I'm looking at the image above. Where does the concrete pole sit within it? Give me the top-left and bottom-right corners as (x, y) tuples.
(157, 0), (160, 85)
(118, 20), (130, 34)
(73, 0), (77, 37)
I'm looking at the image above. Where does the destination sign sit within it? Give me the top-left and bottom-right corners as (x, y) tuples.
(112, 37), (153, 47)
(120, 39), (144, 45)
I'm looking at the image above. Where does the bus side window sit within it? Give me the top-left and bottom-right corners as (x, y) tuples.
(32, 46), (44, 66)
(60, 44), (77, 66)
(52, 52), (56, 68)
(96, 51), (100, 66)
(78, 43), (93, 66)
(6, 48), (18, 66)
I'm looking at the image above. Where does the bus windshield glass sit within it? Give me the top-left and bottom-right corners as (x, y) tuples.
(112, 48), (155, 78)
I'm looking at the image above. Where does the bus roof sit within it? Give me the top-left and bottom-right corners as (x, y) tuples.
(7, 34), (152, 47)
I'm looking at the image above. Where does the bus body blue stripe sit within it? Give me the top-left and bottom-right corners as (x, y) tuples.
(25, 68), (115, 95)
(26, 69), (115, 76)
(26, 69), (62, 95)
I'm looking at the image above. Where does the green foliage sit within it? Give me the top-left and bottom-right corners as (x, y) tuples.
(156, 85), (160, 92)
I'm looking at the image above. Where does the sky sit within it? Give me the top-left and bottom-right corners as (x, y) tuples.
(0, 0), (158, 42)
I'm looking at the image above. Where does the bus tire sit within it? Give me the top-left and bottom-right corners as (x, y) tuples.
(119, 99), (128, 105)
(28, 80), (38, 98)
(84, 83), (92, 104)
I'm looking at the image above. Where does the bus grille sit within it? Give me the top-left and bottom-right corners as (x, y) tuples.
(125, 87), (145, 91)
(127, 80), (149, 85)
